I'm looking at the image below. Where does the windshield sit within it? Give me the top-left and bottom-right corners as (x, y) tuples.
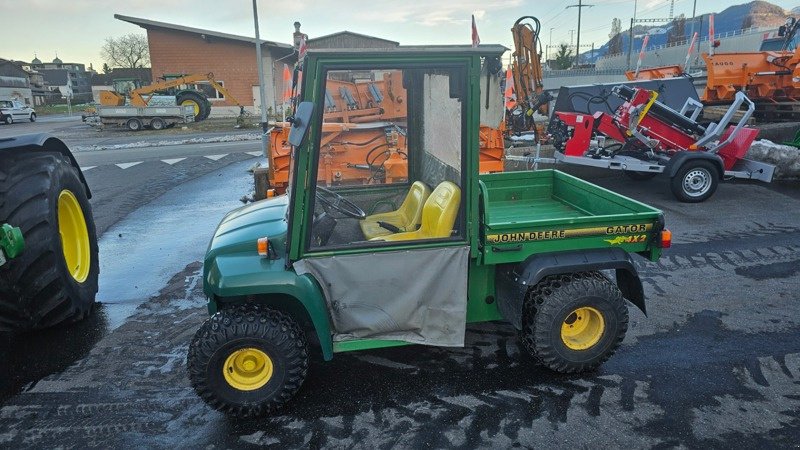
(0, 101), (12, 108)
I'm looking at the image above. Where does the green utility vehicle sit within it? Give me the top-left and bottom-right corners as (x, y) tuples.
(188, 46), (671, 417)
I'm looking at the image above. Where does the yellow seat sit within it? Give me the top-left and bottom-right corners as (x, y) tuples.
(373, 181), (461, 242)
(359, 181), (431, 240)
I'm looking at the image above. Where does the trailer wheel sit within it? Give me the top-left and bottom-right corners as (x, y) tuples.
(521, 272), (628, 373)
(188, 304), (309, 417)
(126, 118), (142, 132)
(670, 160), (719, 202)
(0, 152), (98, 331)
(150, 117), (165, 130)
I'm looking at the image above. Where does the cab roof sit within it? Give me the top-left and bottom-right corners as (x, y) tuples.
(306, 44), (508, 58)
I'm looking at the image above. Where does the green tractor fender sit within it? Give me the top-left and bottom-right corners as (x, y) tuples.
(205, 255), (334, 360)
(0, 134), (91, 197)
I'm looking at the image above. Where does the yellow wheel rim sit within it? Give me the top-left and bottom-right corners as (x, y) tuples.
(181, 99), (200, 116)
(223, 347), (273, 391)
(57, 190), (91, 283)
(561, 306), (605, 350)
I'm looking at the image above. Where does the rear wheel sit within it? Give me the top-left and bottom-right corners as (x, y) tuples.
(4, 115), (12, 124)
(521, 272), (628, 373)
(0, 152), (99, 331)
(670, 160), (719, 202)
(188, 304), (309, 417)
(126, 118), (142, 131)
(176, 91), (210, 122)
(150, 117), (165, 130)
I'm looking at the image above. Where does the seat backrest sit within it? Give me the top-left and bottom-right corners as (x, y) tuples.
(418, 181), (461, 238)
(396, 181), (431, 228)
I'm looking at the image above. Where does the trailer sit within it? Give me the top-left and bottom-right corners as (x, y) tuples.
(512, 85), (776, 202)
(93, 104), (195, 131)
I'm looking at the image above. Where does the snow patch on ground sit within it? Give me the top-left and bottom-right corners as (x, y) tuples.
(747, 139), (800, 179)
(72, 132), (260, 152)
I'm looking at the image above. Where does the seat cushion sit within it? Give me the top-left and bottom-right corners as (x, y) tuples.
(359, 181), (431, 240)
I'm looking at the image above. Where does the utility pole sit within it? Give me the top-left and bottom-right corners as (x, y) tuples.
(627, 0), (638, 69)
(688, 0), (698, 43)
(567, 0), (594, 67)
(549, 27), (555, 61)
(569, 30), (575, 46)
(252, 0), (269, 159)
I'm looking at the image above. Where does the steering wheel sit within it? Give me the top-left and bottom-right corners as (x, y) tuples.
(315, 187), (366, 220)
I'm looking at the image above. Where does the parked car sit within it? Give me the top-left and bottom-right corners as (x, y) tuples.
(0, 100), (36, 124)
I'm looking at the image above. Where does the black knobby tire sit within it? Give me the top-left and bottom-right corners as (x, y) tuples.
(176, 91), (211, 122)
(0, 152), (99, 331)
(521, 272), (628, 374)
(188, 304), (309, 417)
(670, 159), (719, 203)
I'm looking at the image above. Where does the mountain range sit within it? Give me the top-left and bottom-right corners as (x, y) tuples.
(582, 1), (797, 63)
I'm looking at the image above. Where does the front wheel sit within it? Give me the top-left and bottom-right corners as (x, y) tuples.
(188, 304), (309, 417)
(29, 113), (36, 122)
(521, 272), (628, 373)
(670, 160), (719, 202)
(126, 118), (142, 131)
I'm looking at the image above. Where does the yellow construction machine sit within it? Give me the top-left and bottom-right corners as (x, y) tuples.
(98, 73), (246, 122)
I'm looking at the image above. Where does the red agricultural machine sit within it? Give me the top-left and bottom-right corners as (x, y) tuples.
(540, 85), (774, 202)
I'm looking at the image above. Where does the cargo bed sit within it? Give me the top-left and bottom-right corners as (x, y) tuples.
(478, 170), (664, 264)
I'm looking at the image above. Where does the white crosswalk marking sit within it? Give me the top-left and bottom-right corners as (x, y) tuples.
(161, 158), (186, 165)
(246, 151), (263, 157)
(115, 162), (143, 170)
(80, 166), (97, 172)
(203, 154), (228, 161)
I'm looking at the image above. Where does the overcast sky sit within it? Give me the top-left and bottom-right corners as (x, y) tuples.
(3, 0), (800, 68)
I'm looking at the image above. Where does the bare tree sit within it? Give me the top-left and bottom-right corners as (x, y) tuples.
(101, 33), (150, 68)
(668, 15), (687, 45)
(608, 18), (623, 55)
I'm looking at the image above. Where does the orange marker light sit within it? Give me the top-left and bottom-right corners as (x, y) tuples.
(660, 229), (672, 248)
(257, 237), (269, 256)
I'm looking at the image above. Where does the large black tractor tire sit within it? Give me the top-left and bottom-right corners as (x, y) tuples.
(176, 91), (211, 122)
(521, 272), (628, 374)
(0, 152), (99, 332)
(188, 304), (309, 417)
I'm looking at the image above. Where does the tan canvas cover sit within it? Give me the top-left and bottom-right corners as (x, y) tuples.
(294, 246), (469, 347)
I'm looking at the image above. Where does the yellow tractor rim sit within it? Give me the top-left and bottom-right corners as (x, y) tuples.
(561, 306), (605, 350)
(223, 347), (274, 391)
(181, 99), (200, 116)
(57, 190), (91, 283)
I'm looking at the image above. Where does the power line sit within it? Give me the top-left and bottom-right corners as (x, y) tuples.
(567, 0), (594, 67)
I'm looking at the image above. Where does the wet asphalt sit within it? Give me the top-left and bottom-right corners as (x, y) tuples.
(1, 156), (799, 448)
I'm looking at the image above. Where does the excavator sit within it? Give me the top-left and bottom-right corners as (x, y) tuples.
(98, 72), (246, 122)
(263, 16), (547, 194)
(507, 16), (552, 138)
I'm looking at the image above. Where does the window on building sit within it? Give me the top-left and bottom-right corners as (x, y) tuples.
(191, 81), (225, 101)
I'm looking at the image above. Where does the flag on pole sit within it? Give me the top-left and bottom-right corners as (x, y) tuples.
(298, 35), (308, 63)
(471, 15), (480, 48)
(282, 64), (292, 103)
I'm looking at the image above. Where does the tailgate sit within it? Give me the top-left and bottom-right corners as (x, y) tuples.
(479, 170), (664, 264)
